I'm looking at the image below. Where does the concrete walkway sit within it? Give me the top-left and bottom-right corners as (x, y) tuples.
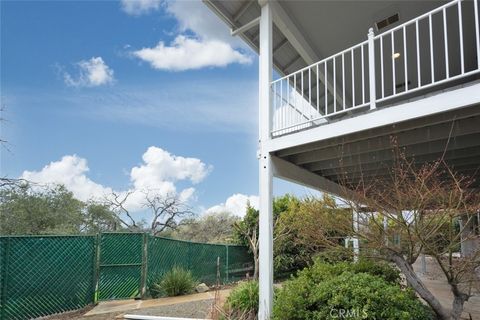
(84, 290), (230, 317)
(413, 256), (480, 320)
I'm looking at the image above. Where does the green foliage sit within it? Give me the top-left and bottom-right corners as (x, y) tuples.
(274, 194), (351, 276)
(231, 194), (355, 278)
(233, 204), (260, 248)
(0, 183), (85, 235)
(83, 202), (122, 233)
(149, 266), (197, 297)
(351, 259), (401, 284)
(273, 260), (432, 320)
(0, 183), (120, 235)
(225, 281), (259, 317)
(314, 247), (353, 264)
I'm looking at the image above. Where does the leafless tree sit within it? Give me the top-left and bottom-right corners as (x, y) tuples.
(312, 149), (480, 320)
(141, 189), (193, 236)
(103, 190), (139, 230)
(0, 177), (28, 188)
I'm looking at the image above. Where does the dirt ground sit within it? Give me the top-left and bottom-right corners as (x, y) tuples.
(413, 256), (480, 320)
(42, 289), (231, 320)
(77, 299), (213, 320)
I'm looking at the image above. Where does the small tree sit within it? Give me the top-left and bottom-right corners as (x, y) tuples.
(234, 204), (260, 279)
(234, 196), (293, 279)
(312, 153), (480, 320)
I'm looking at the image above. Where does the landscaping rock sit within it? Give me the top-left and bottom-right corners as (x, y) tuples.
(195, 283), (209, 293)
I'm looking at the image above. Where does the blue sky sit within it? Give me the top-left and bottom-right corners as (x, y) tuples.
(1, 0), (313, 217)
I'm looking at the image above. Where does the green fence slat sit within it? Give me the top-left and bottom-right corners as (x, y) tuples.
(98, 233), (143, 300)
(0, 233), (253, 320)
(0, 235), (96, 320)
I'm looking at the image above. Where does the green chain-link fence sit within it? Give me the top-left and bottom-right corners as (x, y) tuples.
(0, 233), (253, 320)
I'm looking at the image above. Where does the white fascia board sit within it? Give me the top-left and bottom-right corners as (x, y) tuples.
(271, 155), (359, 200)
(267, 83), (480, 152)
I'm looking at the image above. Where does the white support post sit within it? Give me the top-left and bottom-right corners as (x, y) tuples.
(368, 28), (376, 110)
(420, 253), (427, 275)
(352, 208), (360, 262)
(383, 215), (388, 246)
(258, 1), (273, 319)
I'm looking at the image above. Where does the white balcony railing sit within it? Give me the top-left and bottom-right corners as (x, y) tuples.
(271, 0), (480, 137)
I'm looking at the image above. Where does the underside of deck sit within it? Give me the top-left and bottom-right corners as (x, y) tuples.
(271, 82), (480, 193)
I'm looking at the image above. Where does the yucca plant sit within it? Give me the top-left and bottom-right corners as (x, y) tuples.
(150, 266), (198, 297)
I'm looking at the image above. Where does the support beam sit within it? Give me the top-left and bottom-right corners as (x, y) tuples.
(258, 2), (273, 319)
(271, 156), (359, 201)
(277, 105), (480, 157)
(283, 54), (302, 72)
(312, 152), (480, 177)
(232, 0), (254, 22)
(306, 133), (480, 172)
(288, 115), (480, 165)
(273, 37), (289, 54)
(231, 17), (260, 37)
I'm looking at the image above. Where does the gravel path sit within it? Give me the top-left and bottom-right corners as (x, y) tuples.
(70, 299), (214, 320)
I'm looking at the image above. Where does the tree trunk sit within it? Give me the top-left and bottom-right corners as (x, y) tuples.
(390, 254), (451, 320)
(253, 249), (259, 280)
(450, 284), (469, 320)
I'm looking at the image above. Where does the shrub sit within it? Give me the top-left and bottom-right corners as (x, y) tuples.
(314, 247), (353, 264)
(224, 281), (259, 320)
(351, 259), (401, 284)
(273, 260), (432, 320)
(149, 266), (197, 297)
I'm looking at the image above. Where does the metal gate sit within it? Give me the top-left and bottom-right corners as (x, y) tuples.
(97, 233), (147, 300)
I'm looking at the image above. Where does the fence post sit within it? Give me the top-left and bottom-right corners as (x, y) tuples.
(225, 245), (229, 283)
(140, 233), (148, 299)
(1, 238), (11, 320)
(368, 27), (376, 110)
(93, 233), (101, 303)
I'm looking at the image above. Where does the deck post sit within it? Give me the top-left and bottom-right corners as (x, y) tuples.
(368, 28), (376, 110)
(352, 208), (359, 262)
(258, 0), (274, 319)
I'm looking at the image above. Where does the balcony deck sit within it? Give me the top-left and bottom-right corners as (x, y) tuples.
(206, 0), (480, 197)
(270, 0), (480, 138)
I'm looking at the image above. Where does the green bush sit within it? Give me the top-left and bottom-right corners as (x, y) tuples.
(225, 281), (259, 319)
(149, 266), (197, 297)
(273, 261), (432, 320)
(351, 259), (401, 284)
(314, 247), (354, 264)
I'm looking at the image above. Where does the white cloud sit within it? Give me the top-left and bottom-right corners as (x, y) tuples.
(165, 0), (243, 47)
(131, 146), (212, 188)
(206, 193), (259, 217)
(120, 0), (162, 15)
(20, 147), (211, 213)
(21, 155), (112, 202)
(128, 0), (252, 71)
(63, 57), (114, 87)
(133, 36), (251, 71)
